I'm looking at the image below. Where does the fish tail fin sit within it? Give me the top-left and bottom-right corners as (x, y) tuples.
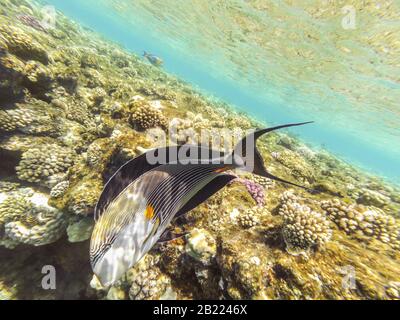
(143, 51), (148, 57)
(232, 121), (316, 192)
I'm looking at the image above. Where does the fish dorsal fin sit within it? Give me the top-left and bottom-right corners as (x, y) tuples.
(230, 121), (317, 193)
(95, 146), (226, 221)
(174, 173), (237, 219)
(95, 151), (161, 221)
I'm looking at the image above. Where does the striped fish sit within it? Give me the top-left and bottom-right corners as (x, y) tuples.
(90, 122), (313, 286)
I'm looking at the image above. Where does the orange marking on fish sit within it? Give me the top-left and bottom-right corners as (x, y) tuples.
(144, 205), (155, 220)
(215, 167), (229, 173)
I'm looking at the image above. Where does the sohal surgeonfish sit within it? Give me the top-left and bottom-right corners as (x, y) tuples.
(90, 122), (314, 286)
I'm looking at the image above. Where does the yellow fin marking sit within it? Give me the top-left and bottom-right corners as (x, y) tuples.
(145, 205), (155, 220)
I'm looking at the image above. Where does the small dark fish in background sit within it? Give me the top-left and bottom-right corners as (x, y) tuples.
(143, 51), (163, 66)
(17, 14), (48, 33)
(90, 122), (314, 286)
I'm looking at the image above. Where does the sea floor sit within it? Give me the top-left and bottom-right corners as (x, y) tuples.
(0, 0), (399, 300)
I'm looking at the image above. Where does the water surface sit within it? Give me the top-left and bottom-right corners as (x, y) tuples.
(43, 0), (400, 184)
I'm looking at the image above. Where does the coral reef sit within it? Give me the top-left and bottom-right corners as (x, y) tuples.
(272, 150), (315, 184)
(0, 0), (399, 301)
(250, 175), (276, 190)
(232, 178), (265, 207)
(238, 207), (261, 229)
(185, 228), (216, 266)
(16, 143), (74, 187)
(0, 109), (33, 132)
(128, 265), (171, 300)
(0, 99), (58, 135)
(17, 14), (48, 33)
(50, 181), (70, 198)
(357, 189), (390, 208)
(0, 188), (66, 248)
(0, 24), (48, 64)
(66, 180), (103, 216)
(130, 101), (167, 131)
(279, 195), (332, 253)
(321, 199), (400, 249)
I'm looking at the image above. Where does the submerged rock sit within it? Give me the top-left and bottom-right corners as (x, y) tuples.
(357, 189), (390, 208)
(66, 217), (94, 243)
(185, 228), (216, 266)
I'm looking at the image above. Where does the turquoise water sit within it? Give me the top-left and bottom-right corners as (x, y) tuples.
(43, 0), (400, 184)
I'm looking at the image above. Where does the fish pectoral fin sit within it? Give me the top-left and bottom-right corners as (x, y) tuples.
(174, 173), (237, 219)
(158, 228), (188, 243)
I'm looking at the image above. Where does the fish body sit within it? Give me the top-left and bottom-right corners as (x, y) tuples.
(90, 122), (314, 286)
(143, 51), (163, 66)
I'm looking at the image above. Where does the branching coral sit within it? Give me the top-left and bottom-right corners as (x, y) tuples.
(126, 255), (170, 300)
(86, 142), (103, 167)
(250, 175), (276, 190)
(64, 99), (96, 128)
(50, 180), (70, 198)
(0, 108), (33, 132)
(0, 181), (19, 193)
(238, 207), (261, 229)
(0, 191), (31, 226)
(233, 178), (265, 207)
(0, 25), (48, 64)
(0, 188), (66, 248)
(130, 101), (167, 131)
(321, 199), (400, 249)
(279, 192), (332, 252)
(0, 100), (59, 135)
(279, 189), (299, 205)
(16, 143), (74, 187)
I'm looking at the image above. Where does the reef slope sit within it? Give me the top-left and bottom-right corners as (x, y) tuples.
(0, 0), (399, 300)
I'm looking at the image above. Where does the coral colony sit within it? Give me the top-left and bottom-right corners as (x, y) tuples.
(0, 0), (399, 300)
